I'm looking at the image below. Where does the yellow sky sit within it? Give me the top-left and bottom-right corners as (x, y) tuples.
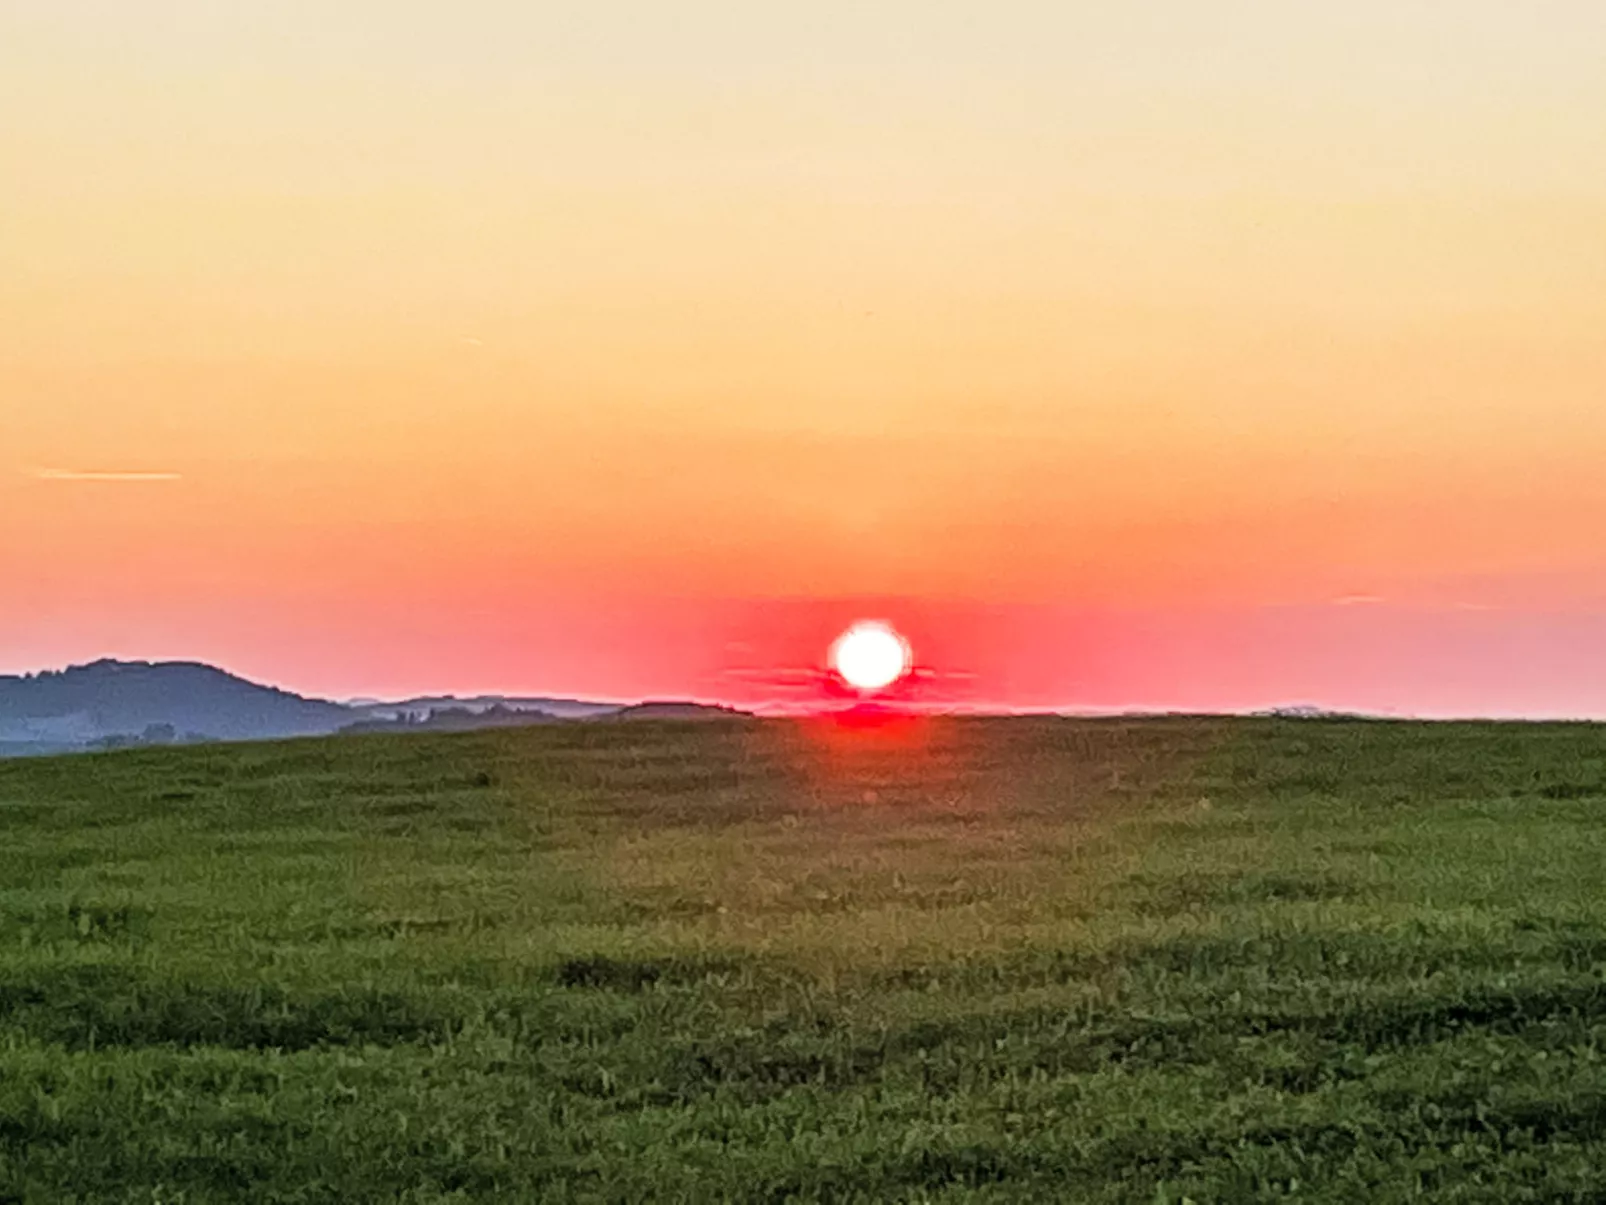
(4, 1), (1606, 690)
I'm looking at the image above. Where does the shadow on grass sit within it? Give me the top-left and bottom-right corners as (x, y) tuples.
(0, 964), (454, 1052)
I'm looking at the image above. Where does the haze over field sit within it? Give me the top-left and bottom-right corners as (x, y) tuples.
(4, 2), (1605, 713)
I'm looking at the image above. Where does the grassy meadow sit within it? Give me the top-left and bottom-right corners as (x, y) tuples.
(3, 716), (1606, 1201)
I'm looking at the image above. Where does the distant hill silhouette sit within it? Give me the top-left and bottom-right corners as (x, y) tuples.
(0, 660), (650, 757)
(606, 701), (755, 721)
(1250, 704), (1377, 720)
(342, 704), (566, 736)
(0, 660), (352, 749)
(347, 695), (620, 722)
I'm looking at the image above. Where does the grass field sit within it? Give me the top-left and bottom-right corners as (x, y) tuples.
(4, 716), (1606, 1202)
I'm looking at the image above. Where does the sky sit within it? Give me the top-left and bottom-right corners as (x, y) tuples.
(3, 1), (1605, 714)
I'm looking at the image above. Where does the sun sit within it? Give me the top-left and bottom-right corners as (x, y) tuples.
(830, 621), (912, 692)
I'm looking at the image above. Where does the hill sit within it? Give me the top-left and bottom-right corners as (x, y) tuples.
(341, 704), (565, 735)
(0, 661), (634, 756)
(605, 700), (755, 721)
(0, 659), (352, 749)
(347, 694), (621, 722)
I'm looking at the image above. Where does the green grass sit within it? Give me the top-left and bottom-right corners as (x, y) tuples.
(3, 716), (1606, 1201)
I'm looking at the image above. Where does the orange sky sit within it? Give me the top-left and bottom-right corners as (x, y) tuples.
(4, 2), (1605, 711)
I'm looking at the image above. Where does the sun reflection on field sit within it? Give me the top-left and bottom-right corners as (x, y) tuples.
(762, 711), (968, 810)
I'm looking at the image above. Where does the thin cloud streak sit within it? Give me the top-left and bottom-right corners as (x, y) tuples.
(29, 468), (183, 483)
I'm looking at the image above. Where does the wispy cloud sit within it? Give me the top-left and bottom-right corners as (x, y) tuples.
(1330, 593), (1385, 607)
(29, 468), (182, 483)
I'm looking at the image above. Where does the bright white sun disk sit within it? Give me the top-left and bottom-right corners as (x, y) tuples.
(831, 621), (911, 691)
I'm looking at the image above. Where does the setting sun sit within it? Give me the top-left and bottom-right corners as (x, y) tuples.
(830, 621), (912, 692)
